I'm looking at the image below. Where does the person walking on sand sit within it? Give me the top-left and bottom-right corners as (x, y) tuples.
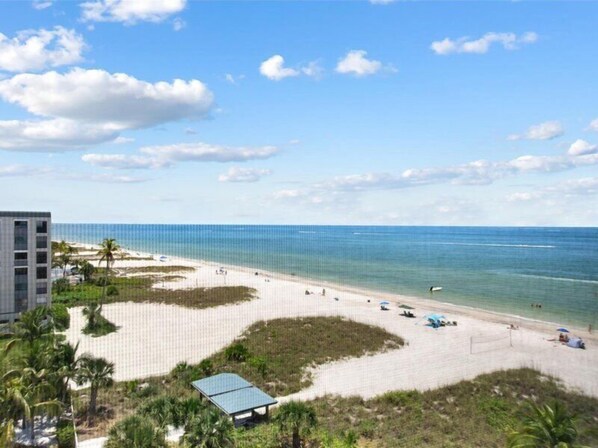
(322, 288), (326, 296)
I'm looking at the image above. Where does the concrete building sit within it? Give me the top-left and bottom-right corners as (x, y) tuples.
(0, 212), (51, 323)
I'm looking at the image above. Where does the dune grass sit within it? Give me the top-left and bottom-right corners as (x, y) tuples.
(203, 317), (404, 396)
(75, 366), (598, 446)
(53, 275), (256, 310)
(236, 369), (598, 448)
(119, 265), (196, 274)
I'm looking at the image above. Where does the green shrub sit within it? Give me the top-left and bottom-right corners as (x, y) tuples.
(56, 422), (75, 448)
(50, 303), (70, 331)
(95, 277), (110, 287)
(198, 359), (214, 377)
(107, 285), (119, 296)
(249, 356), (268, 377)
(224, 343), (250, 362)
(53, 278), (71, 294)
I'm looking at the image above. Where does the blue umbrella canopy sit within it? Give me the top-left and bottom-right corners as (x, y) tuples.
(380, 301), (390, 305)
(557, 327), (569, 333)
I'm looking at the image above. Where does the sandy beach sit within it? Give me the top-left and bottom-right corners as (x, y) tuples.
(65, 244), (598, 400)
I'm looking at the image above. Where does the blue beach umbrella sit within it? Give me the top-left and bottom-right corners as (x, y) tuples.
(556, 327), (569, 333)
(380, 301), (390, 305)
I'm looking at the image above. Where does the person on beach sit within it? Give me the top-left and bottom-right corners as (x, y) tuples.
(322, 288), (326, 296)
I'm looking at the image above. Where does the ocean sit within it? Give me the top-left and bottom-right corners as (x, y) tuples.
(53, 224), (598, 328)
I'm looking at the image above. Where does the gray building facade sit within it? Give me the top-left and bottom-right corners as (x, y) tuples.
(0, 212), (51, 322)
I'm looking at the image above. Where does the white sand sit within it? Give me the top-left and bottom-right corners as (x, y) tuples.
(65, 246), (598, 400)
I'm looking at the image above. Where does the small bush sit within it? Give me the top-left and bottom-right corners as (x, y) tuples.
(198, 359), (214, 377)
(249, 356), (268, 377)
(50, 303), (70, 331)
(95, 277), (110, 287)
(53, 278), (71, 294)
(107, 285), (119, 296)
(56, 422), (75, 448)
(225, 343), (250, 362)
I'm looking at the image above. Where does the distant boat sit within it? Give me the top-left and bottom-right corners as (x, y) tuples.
(429, 286), (443, 292)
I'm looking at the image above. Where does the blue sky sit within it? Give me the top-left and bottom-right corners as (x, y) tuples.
(0, 0), (597, 225)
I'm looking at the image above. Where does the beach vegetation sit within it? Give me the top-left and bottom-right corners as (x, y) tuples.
(53, 277), (71, 295)
(77, 260), (96, 283)
(81, 302), (117, 337)
(105, 415), (167, 448)
(97, 238), (122, 306)
(53, 241), (78, 278)
(202, 317), (404, 396)
(56, 419), (76, 448)
(53, 273), (257, 310)
(507, 401), (586, 448)
(181, 407), (235, 448)
(75, 354), (115, 425)
(224, 343), (250, 362)
(274, 401), (318, 448)
(50, 303), (70, 331)
(122, 265), (196, 274)
(0, 307), (82, 445)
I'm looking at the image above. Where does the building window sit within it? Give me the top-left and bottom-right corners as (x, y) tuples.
(36, 252), (48, 265)
(15, 267), (28, 277)
(36, 235), (48, 250)
(36, 220), (48, 234)
(15, 252), (28, 267)
(37, 284), (48, 295)
(37, 267), (48, 280)
(14, 221), (28, 251)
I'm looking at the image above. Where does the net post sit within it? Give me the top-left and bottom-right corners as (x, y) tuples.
(509, 328), (513, 348)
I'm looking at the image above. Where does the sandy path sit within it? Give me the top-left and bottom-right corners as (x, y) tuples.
(65, 246), (598, 399)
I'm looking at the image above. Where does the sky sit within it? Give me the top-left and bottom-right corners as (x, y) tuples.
(0, 0), (597, 226)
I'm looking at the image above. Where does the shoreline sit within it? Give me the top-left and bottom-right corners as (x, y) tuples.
(67, 240), (595, 340)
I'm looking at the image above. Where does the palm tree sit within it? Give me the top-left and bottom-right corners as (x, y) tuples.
(508, 401), (588, 448)
(82, 303), (102, 331)
(274, 401), (318, 448)
(2, 370), (62, 442)
(105, 415), (167, 448)
(54, 241), (78, 278)
(7, 306), (54, 349)
(50, 341), (79, 403)
(181, 407), (234, 448)
(97, 238), (121, 306)
(75, 355), (115, 425)
(77, 260), (95, 283)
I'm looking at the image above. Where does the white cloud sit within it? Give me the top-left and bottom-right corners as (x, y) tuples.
(81, 0), (187, 24)
(0, 118), (119, 151)
(85, 173), (148, 183)
(302, 60), (324, 79)
(508, 121), (564, 141)
(112, 136), (135, 144)
(508, 177), (598, 202)
(587, 118), (598, 132)
(259, 55), (299, 81)
(0, 164), (49, 177)
(224, 73), (245, 85)
(82, 153), (169, 170)
(218, 167), (272, 183)
(0, 27), (86, 72)
(0, 68), (214, 130)
(32, 0), (53, 10)
(172, 17), (186, 31)
(369, 0), (397, 4)
(431, 32), (538, 55)
(140, 142), (279, 163)
(335, 50), (383, 77)
(567, 139), (597, 156)
(275, 146), (598, 205)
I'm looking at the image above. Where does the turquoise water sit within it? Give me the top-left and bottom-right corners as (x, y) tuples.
(53, 224), (598, 328)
